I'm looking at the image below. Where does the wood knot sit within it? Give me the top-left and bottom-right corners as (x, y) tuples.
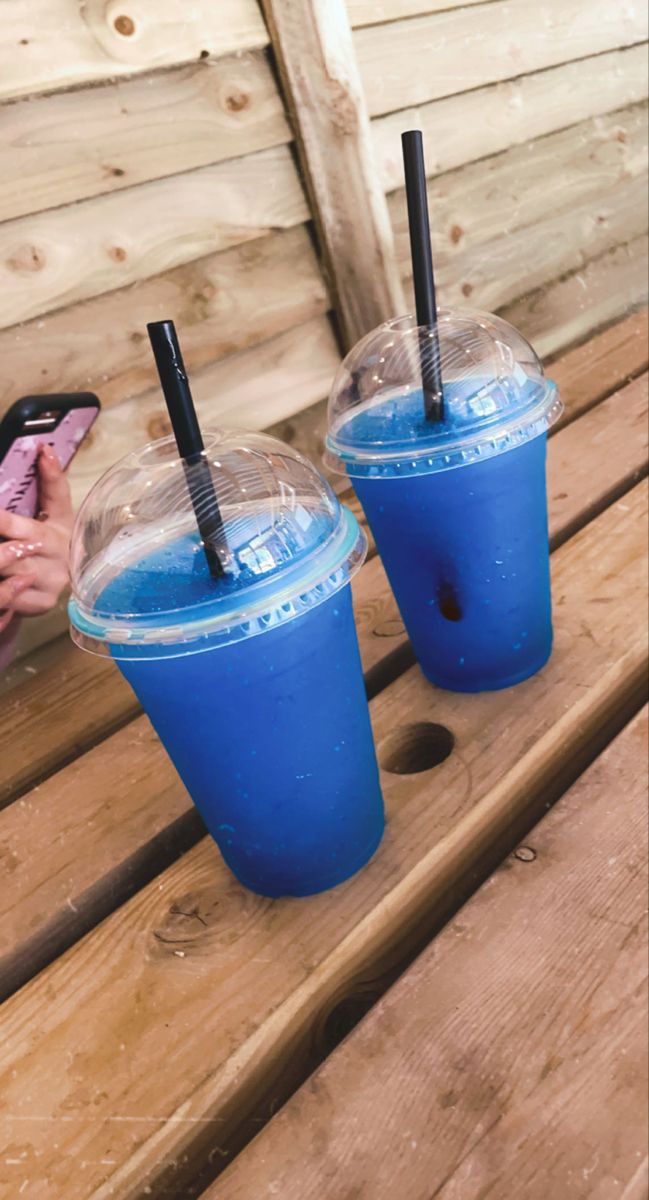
(514, 846), (536, 863)
(461, 282), (473, 298)
(196, 281), (216, 302)
(113, 14), (135, 36)
(148, 413), (172, 440)
(450, 224), (464, 245)
(7, 244), (45, 273)
(108, 245), (127, 262)
(152, 885), (268, 957)
(224, 88), (251, 113)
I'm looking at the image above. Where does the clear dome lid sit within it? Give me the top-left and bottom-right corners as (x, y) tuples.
(69, 430), (366, 659)
(325, 308), (563, 478)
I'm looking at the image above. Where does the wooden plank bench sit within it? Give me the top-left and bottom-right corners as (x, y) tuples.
(0, 313), (647, 1200)
(209, 706), (649, 1200)
(1, 365), (646, 1001)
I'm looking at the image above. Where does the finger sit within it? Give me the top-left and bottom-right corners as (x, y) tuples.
(0, 573), (35, 613)
(38, 445), (74, 522)
(11, 587), (59, 617)
(2, 524), (64, 563)
(0, 540), (41, 571)
(6, 554), (69, 593)
(0, 508), (42, 541)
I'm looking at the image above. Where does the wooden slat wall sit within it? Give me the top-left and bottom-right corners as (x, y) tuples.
(1, 1), (269, 99)
(0, 3), (344, 507)
(348, 0), (649, 354)
(1, 0), (648, 664)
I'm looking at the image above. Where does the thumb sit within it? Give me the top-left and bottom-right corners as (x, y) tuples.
(38, 445), (73, 522)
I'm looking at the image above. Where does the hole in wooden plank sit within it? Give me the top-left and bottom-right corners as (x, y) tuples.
(380, 722), (454, 775)
(373, 616), (405, 638)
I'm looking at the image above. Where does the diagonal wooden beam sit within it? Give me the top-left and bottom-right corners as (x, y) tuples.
(260, 0), (405, 347)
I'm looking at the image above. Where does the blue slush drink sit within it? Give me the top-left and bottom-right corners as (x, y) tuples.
(69, 431), (384, 897)
(325, 311), (563, 692)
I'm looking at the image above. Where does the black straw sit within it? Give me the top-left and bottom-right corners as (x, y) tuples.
(401, 130), (444, 422)
(147, 320), (227, 578)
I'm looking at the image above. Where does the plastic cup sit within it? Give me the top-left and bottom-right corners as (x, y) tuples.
(325, 310), (564, 692)
(69, 430), (384, 897)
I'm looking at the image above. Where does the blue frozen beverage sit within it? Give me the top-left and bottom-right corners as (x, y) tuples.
(325, 311), (563, 692)
(69, 431), (384, 897)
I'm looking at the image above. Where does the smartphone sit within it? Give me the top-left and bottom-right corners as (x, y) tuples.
(0, 393), (100, 518)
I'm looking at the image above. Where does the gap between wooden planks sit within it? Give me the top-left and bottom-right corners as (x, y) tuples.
(0, 225), (330, 419)
(372, 44), (649, 191)
(0, 144), (309, 332)
(208, 706), (649, 1200)
(348, 0), (495, 26)
(389, 106), (648, 293)
(502, 236), (649, 361)
(0, 471), (645, 1199)
(0, 367), (646, 1007)
(354, 0), (648, 117)
(0, 310), (646, 808)
(0, 0), (268, 103)
(0, 52), (290, 224)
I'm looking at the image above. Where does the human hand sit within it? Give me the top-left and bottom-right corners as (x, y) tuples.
(0, 445), (74, 628)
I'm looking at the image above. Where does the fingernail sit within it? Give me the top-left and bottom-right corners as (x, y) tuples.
(2, 542), (37, 561)
(40, 444), (61, 468)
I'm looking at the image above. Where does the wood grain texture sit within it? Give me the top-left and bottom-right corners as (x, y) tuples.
(0, 467), (646, 1198)
(0, 53), (290, 223)
(402, 176), (648, 318)
(0, 719), (205, 1003)
(355, 0), (648, 117)
(502, 235), (649, 359)
(348, 0), (493, 27)
(390, 105), (648, 279)
(548, 308), (648, 422)
(0, 0), (268, 102)
(353, 374), (649, 682)
(0, 483), (645, 1199)
(210, 708), (649, 1200)
(66, 315), (340, 510)
(0, 145), (308, 330)
(259, 0), (404, 347)
(1, 312), (643, 801)
(373, 44), (649, 189)
(393, 106), (649, 315)
(0, 225), (330, 419)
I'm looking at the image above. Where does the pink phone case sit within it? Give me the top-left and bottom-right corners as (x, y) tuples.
(0, 407), (98, 517)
